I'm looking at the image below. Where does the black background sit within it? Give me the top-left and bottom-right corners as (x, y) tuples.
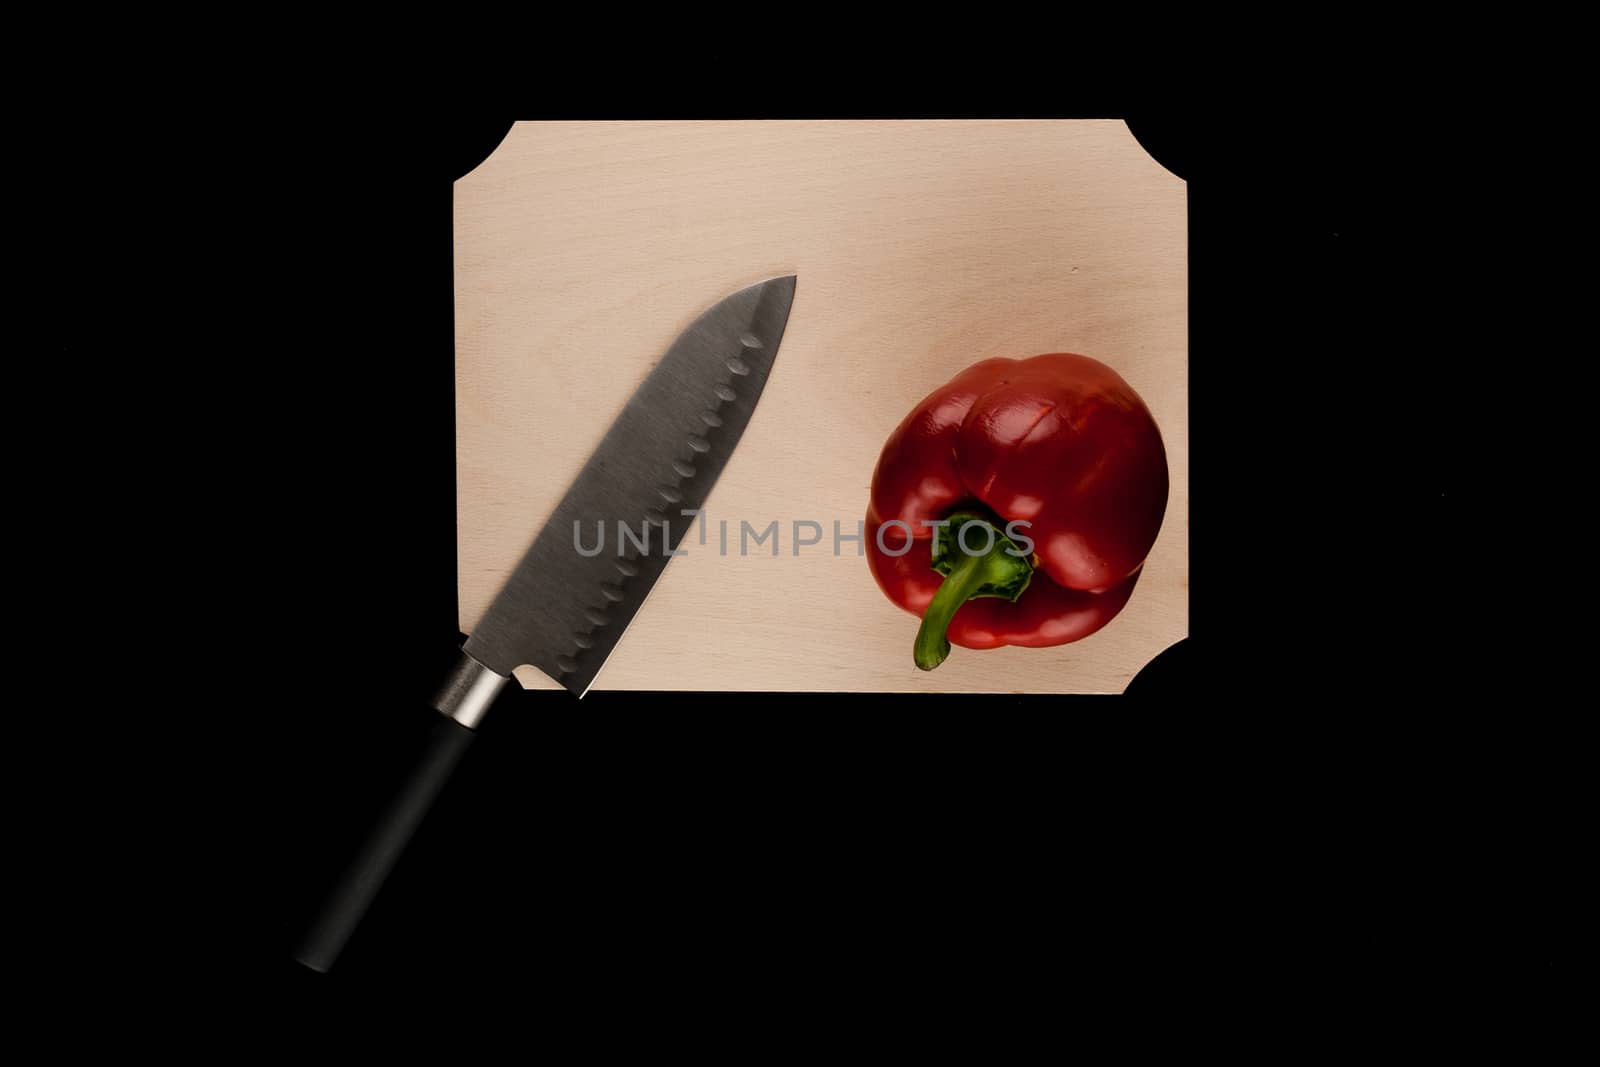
(87, 96), (1481, 1004)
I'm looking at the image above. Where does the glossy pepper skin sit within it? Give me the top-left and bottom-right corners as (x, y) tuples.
(866, 354), (1168, 657)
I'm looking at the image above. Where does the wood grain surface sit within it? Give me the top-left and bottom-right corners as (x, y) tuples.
(453, 120), (1187, 693)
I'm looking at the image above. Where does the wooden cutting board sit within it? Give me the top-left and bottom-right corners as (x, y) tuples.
(454, 120), (1187, 693)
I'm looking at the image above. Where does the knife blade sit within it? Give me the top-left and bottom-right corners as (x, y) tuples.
(465, 273), (796, 697)
(292, 275), (796, 971)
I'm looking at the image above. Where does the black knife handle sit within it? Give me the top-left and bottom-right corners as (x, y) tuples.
(292, 710), (477, 972)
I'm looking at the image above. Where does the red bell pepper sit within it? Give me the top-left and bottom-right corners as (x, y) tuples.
(866, 353), (1169, 669)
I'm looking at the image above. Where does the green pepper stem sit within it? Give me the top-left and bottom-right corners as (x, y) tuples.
(914, 549), (989, 670)
(911, 512), (1036, 671)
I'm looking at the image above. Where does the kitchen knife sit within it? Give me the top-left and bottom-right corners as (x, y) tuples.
(292, 274), (797, 971)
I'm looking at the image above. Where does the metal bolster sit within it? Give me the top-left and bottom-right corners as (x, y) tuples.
(431, 649), (509, 730)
